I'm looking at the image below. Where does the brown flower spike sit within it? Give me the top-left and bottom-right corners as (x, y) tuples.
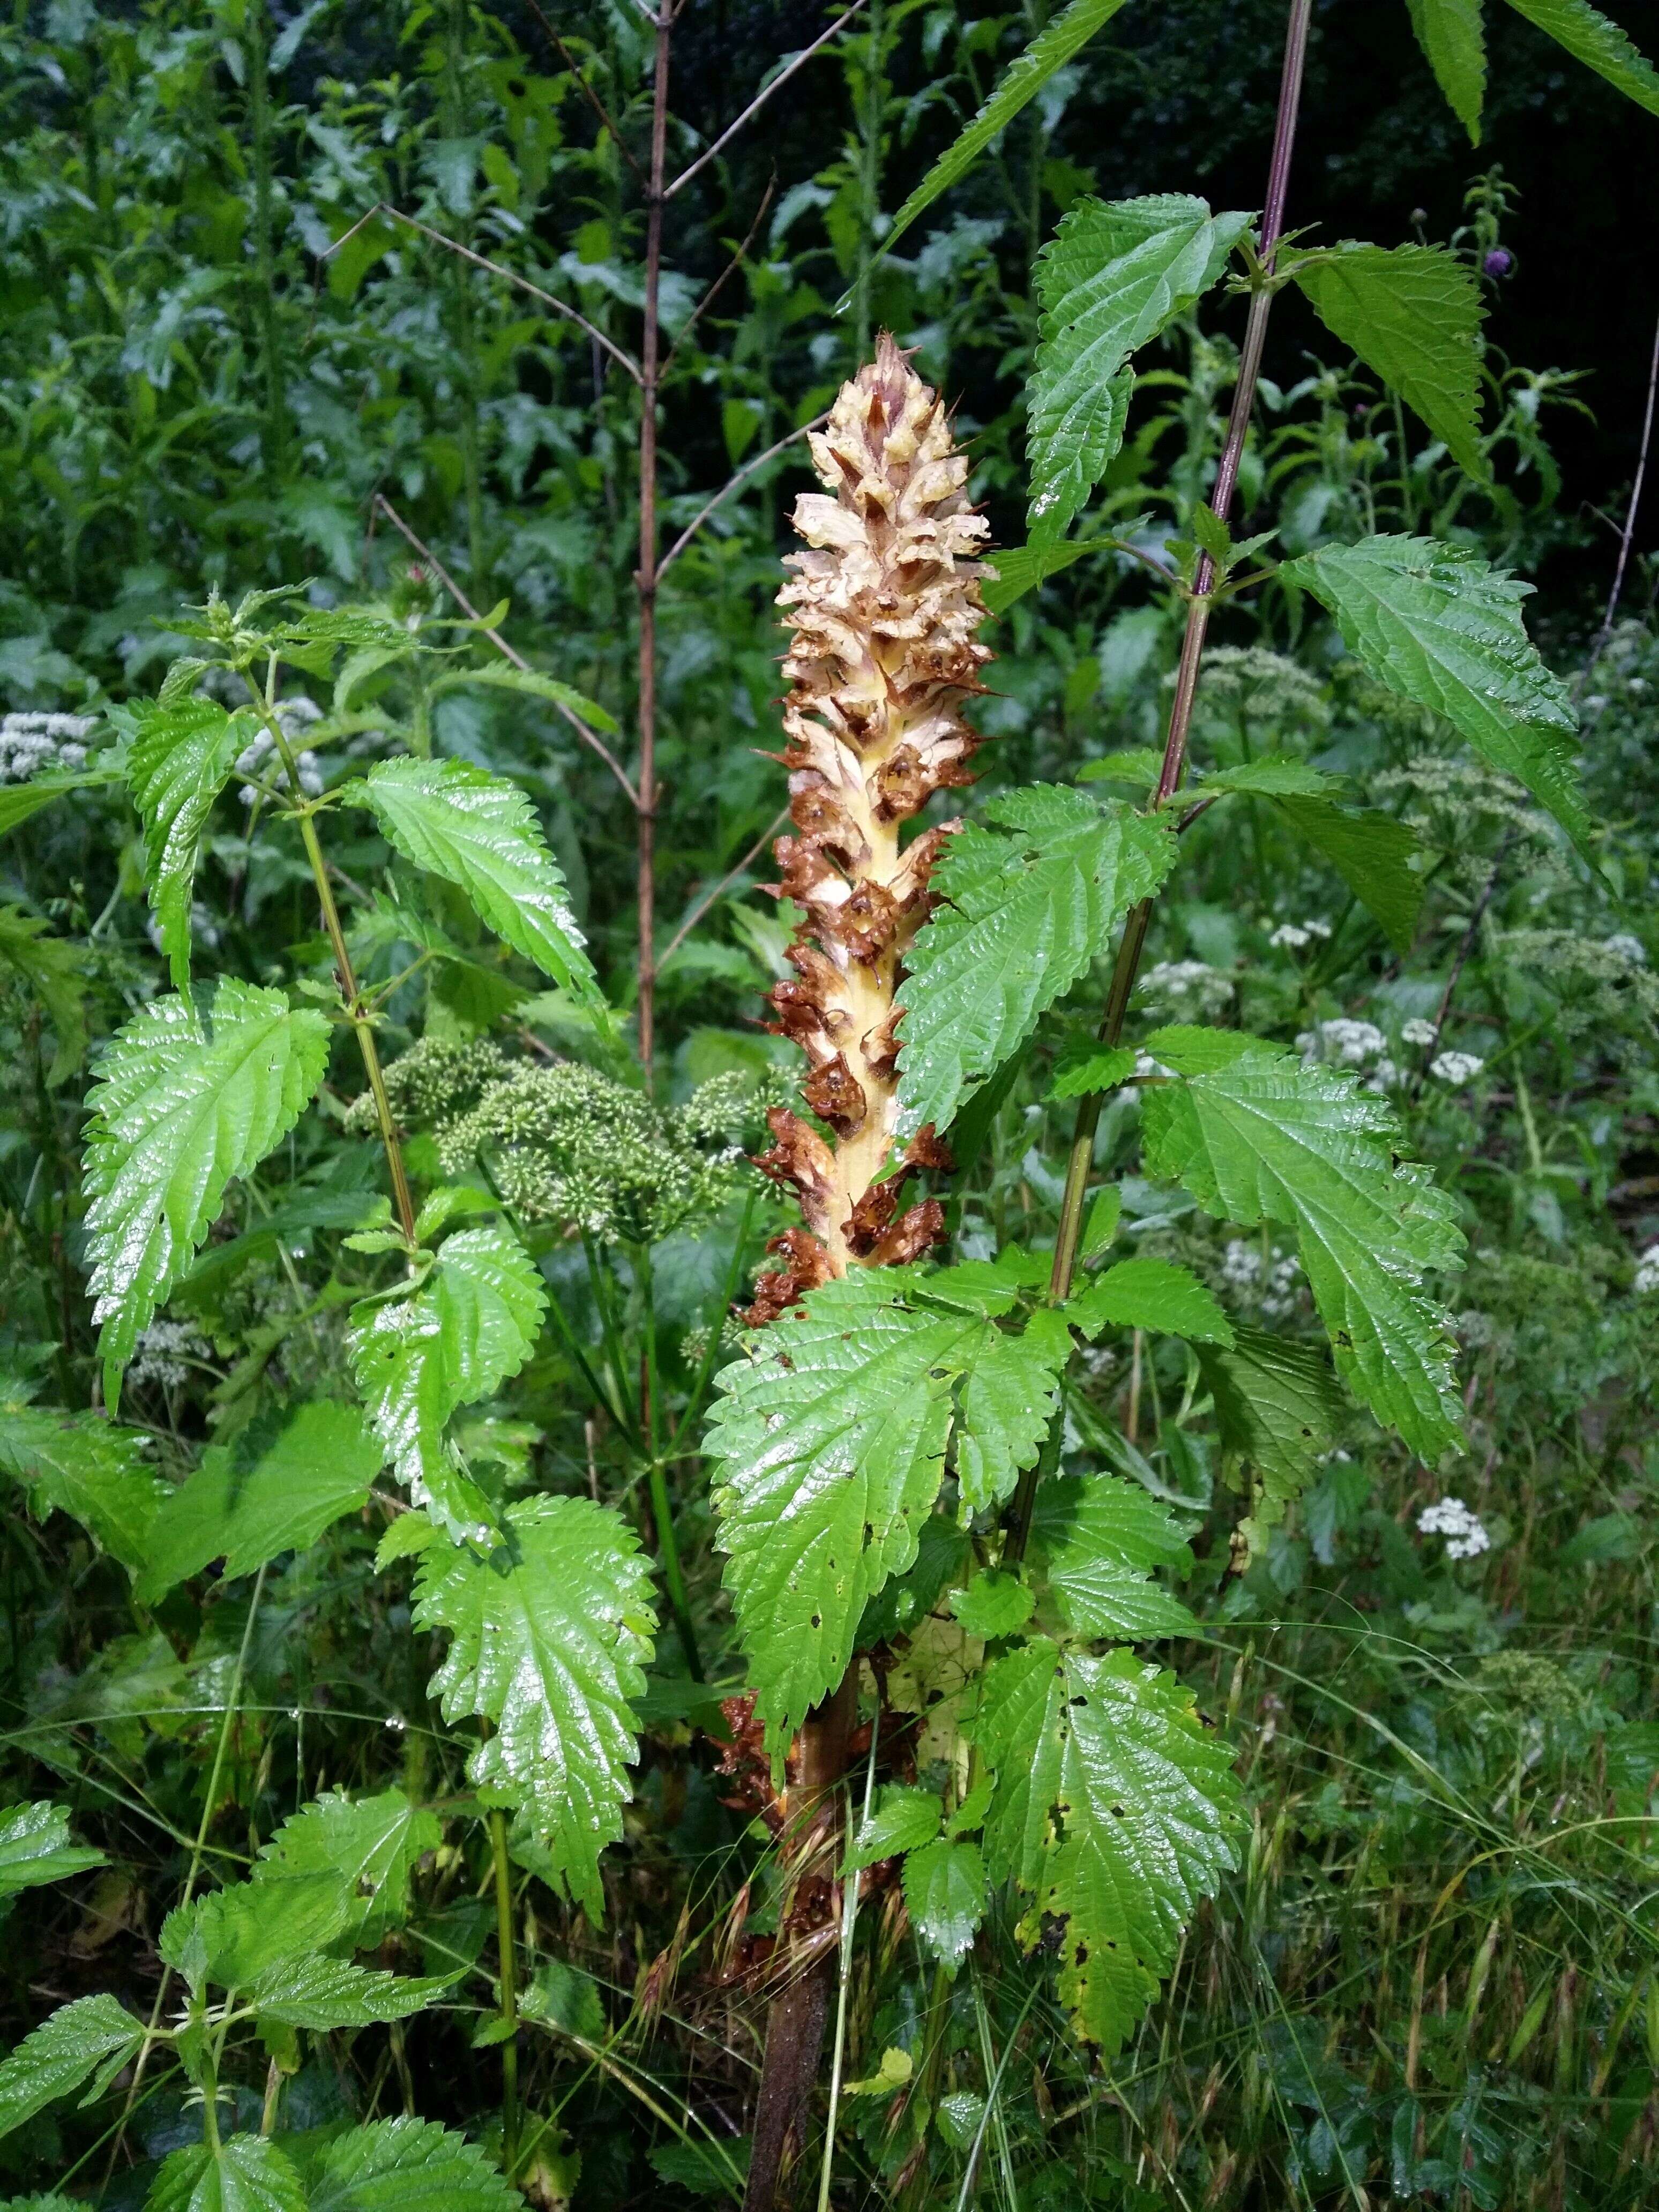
(748, 333), (994, 1320)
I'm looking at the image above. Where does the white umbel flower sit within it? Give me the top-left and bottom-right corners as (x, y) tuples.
(1417, 1496), (1491, 1561)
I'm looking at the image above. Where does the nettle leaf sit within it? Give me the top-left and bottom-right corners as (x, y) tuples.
(0, 1994), (141, 2142)
(903, 1838), (986, 1972)
(896, 788), (1176, 1140)
(1067, 1256), (1234, 1346)
(425, 660), (619, 736)
(950, 1567), (1036, 1639)
(82, 983), (331, 1409)
(162, 1870), (355, 1991)
(1292, 245), (1484, 477)
(982, 537), (1120, 616)
(1028, 1474), (1195, 1640)
(0, 1803), (104, 1897)
(1140, 1029), (1466, 1461)
(348, 1223), (545, 1543)
(342, 759), (600, 1004)
(1278, 535), (1589, 858)
(878, 0), (1137, 261)
(146, 2134), (305, 2212)
(244, 1955), (452, 2029)
(1407, 0), (1487, 139)
(0, 1401), (163, 1568)
(1503, 0), (1659, 116)
(253, 1789), (439, 1949)
(138, 1401), (382, 1602)
(1195, 1327), (1346, 1557)
(1273, 797), (1424, 952)
(407, 1495), (655, 1918)
(707, 1273), (1067, 1757)
(128, 698), (251, 990)
(1029, 195), (1249, 543)
(0, 906), (87, 1084)
(976, 1636), (1242, 2052)
(301, 2116), (521, 2212)
(846, 1785), (944, 1871)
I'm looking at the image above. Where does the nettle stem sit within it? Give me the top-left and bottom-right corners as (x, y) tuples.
(488, 1803), (521, 2175)
(1007, 0), (1313, 1565)
(634, 0), (673, 1073)
(245, 671), (419, 1245)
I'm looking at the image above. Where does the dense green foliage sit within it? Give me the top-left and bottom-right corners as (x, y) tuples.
(0, 2), (1656, 2209)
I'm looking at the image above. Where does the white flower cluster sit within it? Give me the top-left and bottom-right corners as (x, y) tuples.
(1296, 1017), (1400, 1090)
(128, 1318), (211, 1390)
(1430, 1050), (1484, 1085)
(1417, 1495), (1491, 1561)
(236, 697), (324, 805)
(1634, 1244), (1659, 1296)
(1140, 959), (1234, 1015)
(0, 711), (94, 782)
(1401, 1017), (1438, 1046)
(1603, 933), (1648, 966)
(1268, 917), (1332, 952)
(1221, 1237), (1303, 1319)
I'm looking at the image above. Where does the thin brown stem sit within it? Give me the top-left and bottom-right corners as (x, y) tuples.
(660, 178), (775, 378)
(635, 0), (674, 1073)
(373, 495), (638, 803)
(514, 0), (646, 182)
(656, 414), (830, 579)
(659, 805), (790, 967)
(666, 1), (869, 201)
(1006, 0), (1314, 1564)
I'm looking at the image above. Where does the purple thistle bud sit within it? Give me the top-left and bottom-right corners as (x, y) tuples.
(1483, 248), (1513, 278)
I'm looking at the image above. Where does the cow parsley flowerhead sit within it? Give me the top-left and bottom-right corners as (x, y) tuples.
(1634, 1244), (1659, 1296)
(1417, 1496), (1491, 1560)
(1430, 1050), (1484, 1085)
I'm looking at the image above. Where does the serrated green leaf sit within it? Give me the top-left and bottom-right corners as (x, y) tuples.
(0, 907), (87, 1084)
(1200, 758), (1340, 798)
(0, 1402), (163, 1568)
(0, 1994), (141, 2142)
(982, 537), (1119, 616)
(1273, 797), (1423, 951)
(0, 766), (118, 839)
(162, 1871), (354, 1991)
(128, 699), (250, 990)
(846, 1785), (943, 1871)
(955, 1306), (1070, 1519)
(348, 1223), (545, 1542)
(409, 1494), (655, 1918)
(145, 2133), (305, 2212)
(427, 659), (619, 735)
(1292, 244), (1484, 476)
(1277, 535), (1589, 858)
(1140, 1034), (1465, 1459)
(878, 0), (1135, 261)
(1140, 1024), (1267, 1074)
(950, 1568), (1035, 1639)
(82, 983), (331, 1409)
(977, 1638), (1240, 2051)
(1503, 0), (1659, 114)
(903, 1837), (985, 1971)
(646, 2137), (752, 2201)
(246, 1955), (452, 2029)
(707, 1276), (1064, 1756)
(1029, 196), (1249, 542)
(1195, 1326), (1346, 1558)
(1028, 1473), (1195, 1640)
(1067, 1257), (1234, 1346)
(896, 788), (1176, 1141)
(1407, 0), (1487, 139)
(0, 1804), (103, 1897)
(137, 1401), (382, 1602)
(253, 1789), (439, 1949)
(1080, 1185), (1123, 1259)
(1051, 1041), (1137, 1102)
(303, 2116), (521, 2212)
(342, 759), (599, 1003)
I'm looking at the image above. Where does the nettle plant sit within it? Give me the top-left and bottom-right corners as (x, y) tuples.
(2, 0), (1654, 2204)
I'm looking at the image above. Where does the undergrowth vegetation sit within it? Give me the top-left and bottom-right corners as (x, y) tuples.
(0, 2), (1656, 2208)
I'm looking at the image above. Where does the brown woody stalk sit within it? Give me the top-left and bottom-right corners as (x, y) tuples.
(740, 334), (993, 2210)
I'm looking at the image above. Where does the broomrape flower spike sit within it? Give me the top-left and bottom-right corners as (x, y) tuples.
(751, 331), (993, 1313)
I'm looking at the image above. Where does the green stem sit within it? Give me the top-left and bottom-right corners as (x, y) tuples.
(489, 1805), (521, 2177)
(853, 0), (885, 362)
(639, 1244), (705, 1679)
(243, 668), (418, 1246)
(244, 0), (287, 484)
